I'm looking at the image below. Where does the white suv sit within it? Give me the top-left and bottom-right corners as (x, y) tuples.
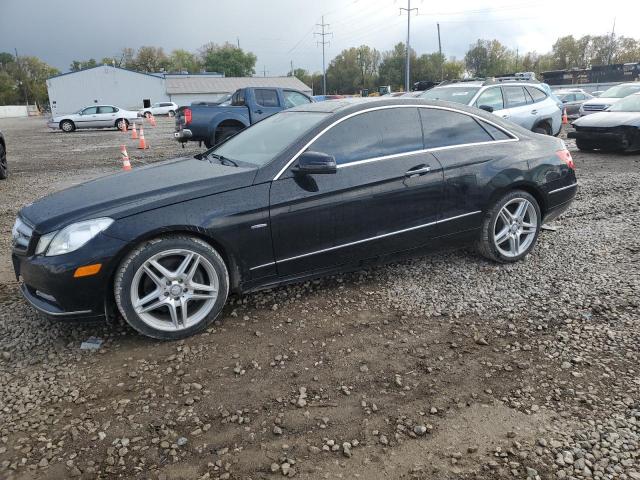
(579, 83), (640, 116)
(139, 102), (178, 118)
(421, 78), (562, 135)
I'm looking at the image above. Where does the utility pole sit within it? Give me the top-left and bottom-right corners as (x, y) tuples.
(515, 48), (519, 71)
(437, 23), (443, 81)
(607, 17), (616, 65)
(290, 60), (294, 77)
(315, 16), (332, 95)
(263, 66), (268, 77)
(14, 48), (29, 107)
(400, 1), (418, 92)
(237, 37), (240, 49)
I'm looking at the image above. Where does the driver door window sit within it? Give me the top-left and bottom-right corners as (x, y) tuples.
(475, 88), (504, 112)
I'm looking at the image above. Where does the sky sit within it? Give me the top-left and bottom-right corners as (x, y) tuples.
(0, 0), (637, 75)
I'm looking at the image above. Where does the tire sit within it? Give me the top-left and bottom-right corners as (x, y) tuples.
(476, 190), (542, 263)
(115, 118), (129, 130)
(0, 142), (7, 180)
(60, 120), (75, 133)
(144, 112), (152, 118)
(532, 123), (551, 135)
(114, 235), (229, 340)
(576, 139), (596, 151)
(168, 110), (176, 117)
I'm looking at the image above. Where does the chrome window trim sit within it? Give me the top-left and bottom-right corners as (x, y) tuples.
(548, 182), (578, 194)
(272, 210), (481, 265)
(272, 104), (519, 181)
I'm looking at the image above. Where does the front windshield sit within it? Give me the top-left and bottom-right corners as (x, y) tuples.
(600, 84), (640, 98)
(211, 111), (329, 166)
(421, 86), (480, 104)
(608, 94), (640, 112)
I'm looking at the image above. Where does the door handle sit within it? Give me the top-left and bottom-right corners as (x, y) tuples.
(255, 109), (263, 114)
(530, 109), (538, 114)
(501, 114), (510, 119)
(405, 166), (431, 178)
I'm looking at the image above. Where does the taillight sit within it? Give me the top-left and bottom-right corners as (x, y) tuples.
(184, 108), (192, 125)
(556, 149), (574, 170)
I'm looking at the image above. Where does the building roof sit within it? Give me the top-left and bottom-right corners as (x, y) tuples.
(48, 64), (164, 81)
(165, 76), (311, 94)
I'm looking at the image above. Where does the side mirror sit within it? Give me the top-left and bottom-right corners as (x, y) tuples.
(478, 105), (494, 113)
(562, 99), (568, 103)
(295, 151), (337, 175)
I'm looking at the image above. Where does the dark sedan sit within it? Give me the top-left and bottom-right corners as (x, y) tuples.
(12, 99), (577, 340)
(569, 92), (640, 152)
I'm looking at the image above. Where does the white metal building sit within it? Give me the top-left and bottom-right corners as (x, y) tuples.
(47, 65), (313, 115)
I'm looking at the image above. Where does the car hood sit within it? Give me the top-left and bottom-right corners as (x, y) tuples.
(573, 111), (640, 128)
(582, 97), (619, 106)
(20, 157), (257, 233)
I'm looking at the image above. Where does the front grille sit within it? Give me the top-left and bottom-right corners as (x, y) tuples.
(11, 216), (33, 252)
(583, 104), (609, 111)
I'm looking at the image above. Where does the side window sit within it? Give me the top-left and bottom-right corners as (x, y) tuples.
(283, 90), (311, 108)
(503, 86), (529, 108)
(309, 108), (423, 165)
(420, 108), (493, 148)
(97, 106), (115, 114)
(525, 86), (548, 103)
(255, 89), (279, 107)
(574, 93), (585, 101)
(478, 120), (513, 141)
(82, 107), (98, 115)
(475, 88), (504, 111)
(232, 90), (245, 106)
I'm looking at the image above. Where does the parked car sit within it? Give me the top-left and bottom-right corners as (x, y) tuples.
(47, 105), (138, 132)
(421, 78), (562, 135)
(0, 129), (7, 180)
(175, 87), (314, 147)
(12, 98), (577, 340)
(591, 91), (605, 97)
(139, 102), (179, 118)
(569, 92), (640, 152)
(579, 83), (640, 115)
(554, 90), (593, 118)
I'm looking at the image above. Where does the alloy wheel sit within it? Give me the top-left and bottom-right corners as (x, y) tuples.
(130, 249), (219, 332)
(493, 198), (538, 257)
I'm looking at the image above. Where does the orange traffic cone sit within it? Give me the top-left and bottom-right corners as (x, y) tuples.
(137, 125), (148, 149)
(131, 122), (138, 139)
(120, 145), (132, 171)
(562, 108), (568, 125)
(149, 114), (157, 127)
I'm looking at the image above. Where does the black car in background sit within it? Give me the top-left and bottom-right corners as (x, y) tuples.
(0, 129), (7, 179)
(12, 99), (577, 340)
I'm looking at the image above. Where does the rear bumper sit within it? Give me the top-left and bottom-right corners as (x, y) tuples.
(544, 182), (577, 223)
(174, 129), (193, 142)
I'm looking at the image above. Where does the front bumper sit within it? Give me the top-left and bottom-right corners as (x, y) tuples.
(568, 129), (638, 150)
(174, 129), (193, 142)
(12, 232), (128, 320)
(46, 121), (58, 130)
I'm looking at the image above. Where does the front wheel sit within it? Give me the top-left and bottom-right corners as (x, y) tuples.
(476, 190), (541, 263)
(114, 235), (229, 340)
(168, 110), (175, 117)
(60, 120), (75, 132)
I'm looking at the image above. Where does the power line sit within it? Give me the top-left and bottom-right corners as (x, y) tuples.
(315, 16), (332, 95)
(400, 1), (418, 92)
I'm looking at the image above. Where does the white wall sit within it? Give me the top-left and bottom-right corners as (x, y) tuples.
(0, 105), (28, 118)
(47, 66), (169, 115)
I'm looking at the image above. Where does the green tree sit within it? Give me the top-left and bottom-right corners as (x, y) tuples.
(168, 49), (201, 73)
(0, 52), (15, 69)
(615, 37), (640, 64)
(134, 46), (169, 72)
(464, 39), (515, 77)
(198, 42), (256, 76)
(69, 58), (97, 72)
(326, 45), (380, 94)
(379, 42), (414, 90)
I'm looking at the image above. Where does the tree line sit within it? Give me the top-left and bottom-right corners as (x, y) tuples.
(1, 33), (639, 106)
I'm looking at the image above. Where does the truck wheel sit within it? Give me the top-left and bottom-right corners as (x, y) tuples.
(217, 127), (241, 144)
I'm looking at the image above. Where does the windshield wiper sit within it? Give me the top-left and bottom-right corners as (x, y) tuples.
(205, 152), (238, 167)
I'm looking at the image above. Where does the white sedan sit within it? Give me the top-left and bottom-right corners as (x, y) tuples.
(47, 105), (138, 132)
(139, 102), (178, 118)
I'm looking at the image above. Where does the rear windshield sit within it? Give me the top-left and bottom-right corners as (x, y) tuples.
(421, 86), (480, 104)
(211, 111), (329, 166)
(600, 84), (640, 98)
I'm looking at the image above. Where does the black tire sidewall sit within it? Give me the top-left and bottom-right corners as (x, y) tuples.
(0, 143), (7, 179)
(114, 236), (229, 340)
(480, 190), (542, 263)
(61, 120), (74, 132)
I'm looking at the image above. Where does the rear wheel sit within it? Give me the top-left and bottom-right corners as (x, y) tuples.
(114, 235), (229, 340)
(477, 190), (541, 263)
(60, 120), (75, 132)
(144, 111), (152, 118)
(0, 142), (7, 180)
(168, 110), (176, 117)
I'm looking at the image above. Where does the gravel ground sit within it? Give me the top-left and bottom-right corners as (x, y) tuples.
(0, 117), (638, 480)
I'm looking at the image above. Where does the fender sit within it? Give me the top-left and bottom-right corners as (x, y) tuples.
(208, 111), (250, 139)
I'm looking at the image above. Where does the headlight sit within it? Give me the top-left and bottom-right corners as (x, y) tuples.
(36, 218), (114, 256)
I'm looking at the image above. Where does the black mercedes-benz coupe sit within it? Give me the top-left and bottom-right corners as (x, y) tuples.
(12, 98), (577, 339)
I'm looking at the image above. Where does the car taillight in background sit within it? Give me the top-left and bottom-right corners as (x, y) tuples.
(556, 149), (575, 169)
(184, 108), (192, 125)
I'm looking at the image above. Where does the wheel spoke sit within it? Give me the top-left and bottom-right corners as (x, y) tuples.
(188, 292), (217, 301)
(499, 208), (512, 225)
(186, 256), (201, 282)
(179, 297), (189, 325)
(167, 301), (180, 329)
(176, 253), (195, 277)
(189, 281), (216, 293)
(137, 296), (167, 314)
(494, 227), (510, 245)
(134, 288), (162, 309)
(149, 259), (174, 281)
(514, 200), (528, 221)
(521, 223), (536, 235)
(142, 264), (165, 287)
